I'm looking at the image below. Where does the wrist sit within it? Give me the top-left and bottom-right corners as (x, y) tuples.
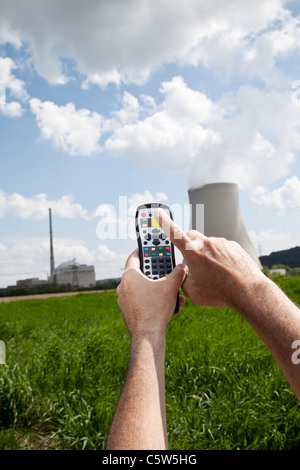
(231, 271), (274, 314)
(131, 329), (166, 353)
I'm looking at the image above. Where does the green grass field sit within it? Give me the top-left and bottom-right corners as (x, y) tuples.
(0, 276), (300, 450)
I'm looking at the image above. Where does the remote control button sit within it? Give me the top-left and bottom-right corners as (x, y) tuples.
(160, 270), (165, 275)
(166, 252), (170, 256)
(145, 253), (149, 257)
(165, 240), (169, 244)
(145, 271), (151, 275)
(165, 247), (170, 251)
(152, 218), (160, 228)
(152, 259), (157, 264)
(152, 228), (160, 234)
(153, 277), (158, 280)
(143, 241), (148, 245)
(167, 269), (172, 274)
(152, 270), (158, 275)
(159, 232), (167, 240)
(152, 239), (160, 245)
(144, 233), (151, 240)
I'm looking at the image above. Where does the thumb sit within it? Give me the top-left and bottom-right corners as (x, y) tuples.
(166, 263), (188, 291)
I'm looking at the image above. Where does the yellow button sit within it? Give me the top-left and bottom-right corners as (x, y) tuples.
(152, 218), (160, 227)
(159, 253), (163, 256)
(151, 248), (155, 251)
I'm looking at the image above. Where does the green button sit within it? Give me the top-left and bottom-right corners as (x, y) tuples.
(159, 247), (163, 250)
(152, 253), (156, 256)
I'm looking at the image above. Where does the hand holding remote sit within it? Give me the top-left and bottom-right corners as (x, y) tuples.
(135, 203), (181, 313)
(154, 207), (264, 309)
(117, 249), (188, 338)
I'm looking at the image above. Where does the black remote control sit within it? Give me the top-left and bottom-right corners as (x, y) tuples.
(135, 202), (179, 314)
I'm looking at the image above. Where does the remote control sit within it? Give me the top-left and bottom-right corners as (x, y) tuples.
(135, 202), (179, 314)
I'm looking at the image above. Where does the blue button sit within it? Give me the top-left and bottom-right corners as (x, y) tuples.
(166, 253), (170, 256)
(144, 248), (149, 251)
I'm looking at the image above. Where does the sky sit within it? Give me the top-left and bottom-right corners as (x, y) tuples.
(0, 0), (300, 287)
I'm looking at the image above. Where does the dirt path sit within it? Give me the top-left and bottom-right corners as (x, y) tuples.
(0, 290), (109, 303)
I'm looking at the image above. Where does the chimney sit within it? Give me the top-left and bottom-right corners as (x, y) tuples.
(188, 183), (262, 268)
(49, 208), (55, 279)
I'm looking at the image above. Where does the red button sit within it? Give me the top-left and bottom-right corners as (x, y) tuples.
(145, 253), (149, 257)
(166, 247), (170, 250)
(141, 211), (147, 217)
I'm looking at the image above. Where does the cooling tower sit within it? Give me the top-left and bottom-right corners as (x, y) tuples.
(188, 183), (262, 269)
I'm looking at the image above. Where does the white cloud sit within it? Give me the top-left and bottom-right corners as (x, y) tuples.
(0, 57), (27, 117)
(0, 238), (49, 287)
(0, 20), (22, 48)
(27, 74), (300, 194)
(29, 98), (103, 156)
(127, 190), (168, 214)
(81, 69), (122, 90)
(0, 101), (24, 117)
(102, 78), (300, 192)
(111, 91), (140, 125)
(0, 57), (28, 100)
(267, 10), (300, 56)
(53, 239), (95, 267)
(0, 0), (291, 87)
(0, 190), (90, 220)
(95, 244), (118, 263)
(105, 76), (221, 171)
(94, 244), (127, 280)
(252, 176), (300, 214)
(188, 85), (300, 190)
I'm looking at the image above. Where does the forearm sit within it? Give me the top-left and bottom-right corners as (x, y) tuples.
(107, 333), (168, 450)
(234, 275), (300, 400)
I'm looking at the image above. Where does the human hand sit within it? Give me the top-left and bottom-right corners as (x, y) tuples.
(154, 209), (265, 309)
(117, 249), (188, 341)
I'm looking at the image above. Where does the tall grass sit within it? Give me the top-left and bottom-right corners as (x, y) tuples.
(0, 278), (299, 450)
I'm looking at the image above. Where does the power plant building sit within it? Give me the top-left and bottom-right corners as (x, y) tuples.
(188, 182), (262, 269)
(48, 208), (96, 288)
(49, 260), (96, 288)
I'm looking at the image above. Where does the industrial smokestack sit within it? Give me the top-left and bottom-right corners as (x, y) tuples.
(188, 183), (262, 269)
(49, 208), (55, 279)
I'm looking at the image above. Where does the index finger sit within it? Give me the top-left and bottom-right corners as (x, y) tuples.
(154, 208), (194, 254)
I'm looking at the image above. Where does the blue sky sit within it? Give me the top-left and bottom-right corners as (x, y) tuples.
(0, 0), (300, 287)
